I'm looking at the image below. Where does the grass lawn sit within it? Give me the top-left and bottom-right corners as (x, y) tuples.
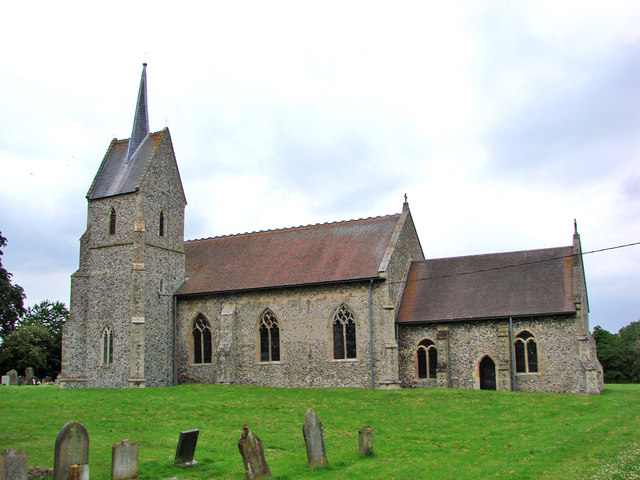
(0, 383), (639, 479)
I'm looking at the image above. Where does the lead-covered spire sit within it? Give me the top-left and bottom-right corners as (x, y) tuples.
(125, 63), (149, 163)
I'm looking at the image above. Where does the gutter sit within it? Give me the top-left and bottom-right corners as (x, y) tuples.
(369, 279), (375, 389)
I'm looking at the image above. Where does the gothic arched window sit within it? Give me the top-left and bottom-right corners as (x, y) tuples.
(258, 309), (280, 362)
(102, 325), (113, 364)
(109, 208), (117, 235)
(416, 338), (437, 379)
(515, 330), (538, 373)
(159, 210), (165, 237)
(192, 315), (213, 364)
(332, 304), (357, 360)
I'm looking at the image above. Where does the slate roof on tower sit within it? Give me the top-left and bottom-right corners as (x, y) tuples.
(87, 129), (166, 199)
(396, 246), (577, 323)
(178, 214), (403, 295)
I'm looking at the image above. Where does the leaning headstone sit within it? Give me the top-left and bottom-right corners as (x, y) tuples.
(67, 464), (89, 480)
(7, 370), (17, 386)
(1, 376), (8, 386)
(358, 426), (374, 457)
(17, 376), (25, 386)
(111, 440), (138, 480)
(237, 425), (271, 480)
(53, 422), (89, 480)
(174, 430), (199, 467)
(25, 368), (34, 385)
(1, 449), (28, 480)
(302, 409), (328, 468)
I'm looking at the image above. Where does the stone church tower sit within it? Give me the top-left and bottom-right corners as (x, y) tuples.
(60, 64), (187, 388)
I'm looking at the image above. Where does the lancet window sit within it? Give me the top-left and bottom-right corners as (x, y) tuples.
(159, 210), (165, 237)
(416, 339), (437, 379)
(109, 208), (117, 235)
(332, 304), (357, 360)
(259, 309), (280, 362)
(102, 325), (113, 364)
(515, 330), (538, 373)
(192, 315), (213, 364)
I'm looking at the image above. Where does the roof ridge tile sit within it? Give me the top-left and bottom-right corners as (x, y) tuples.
(185, 213), (399, 243)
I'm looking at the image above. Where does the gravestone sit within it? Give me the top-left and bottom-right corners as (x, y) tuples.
(302, 409), (328, 468)
(237, 425), (271, 480)
(111, 440), (138, 480)
(67, 464), (89, 480)
(174, 430), (199, 467)
(25, 368), (34, 385)
(17, 376), (25, 386)
(53, 422), (89, 480)
(358, 426), (374, 457)
(1, 449), (28, 480)
(44, 376), (53, 384)
(7, 370), (17, 385)
(1, 376), (8, 386)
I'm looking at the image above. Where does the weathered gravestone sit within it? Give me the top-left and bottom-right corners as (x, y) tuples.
(25, 368), (34, 385)
(238, 425), (271, 480)
(7, 370), (17, 386)
(0, 376), (8, 386)
(53, 422), (89, 480)
(302, 409), (328, 468)
(17, 377), (25, 386)
(111, 440), (138, 480)
(67, 464), (88, 480)
(174, 430), (199, 467)
(0, 449), (28, 480)
(358, 426), (374, 457)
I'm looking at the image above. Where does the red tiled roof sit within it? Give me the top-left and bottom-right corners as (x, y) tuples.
(396, 246), (576, 323)
(179, 214), (401, 295)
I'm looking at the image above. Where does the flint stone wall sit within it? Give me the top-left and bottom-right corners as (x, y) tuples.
(398, 315), (596, 394)
(177, 281), (389, 388)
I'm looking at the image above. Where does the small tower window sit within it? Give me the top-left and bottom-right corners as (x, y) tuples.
(258, 309), (280, 362)
(159, 211), (165, 237)
(109, 208), (117, 235)
(332, 304), (357, 360)
(102, 325), (113, 364)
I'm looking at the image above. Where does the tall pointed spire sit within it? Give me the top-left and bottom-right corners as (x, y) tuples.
(125, 63), (150, 163)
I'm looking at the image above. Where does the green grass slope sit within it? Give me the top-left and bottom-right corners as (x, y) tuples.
(1, 384), (638, 479)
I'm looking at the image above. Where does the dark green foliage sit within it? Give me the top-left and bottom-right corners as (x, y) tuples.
(0, 324), (56, 376)
(0, 230), (26, 339)
(0, 300), (68, 378)
(593, 320), (640, 383)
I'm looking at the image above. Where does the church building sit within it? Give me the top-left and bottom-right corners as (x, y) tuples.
(60, 65), (603, 394)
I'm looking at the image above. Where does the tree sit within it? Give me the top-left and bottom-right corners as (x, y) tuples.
(0, 324), (56, 376)
(0, 300), (68, 378)
(0, 230), (26, 339)
(593, 320), (640, 384)
(21, 300), (68, 339)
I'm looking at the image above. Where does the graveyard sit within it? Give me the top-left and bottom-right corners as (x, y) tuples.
(1, 383), (639, 479)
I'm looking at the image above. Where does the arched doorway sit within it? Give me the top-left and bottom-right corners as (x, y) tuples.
(479, 356), (496, 390)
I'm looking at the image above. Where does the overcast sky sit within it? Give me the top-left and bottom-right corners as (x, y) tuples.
(1, 1), (638, 333)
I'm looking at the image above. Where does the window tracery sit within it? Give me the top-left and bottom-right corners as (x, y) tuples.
(258, 309), (280, 362)
(416, 338), (437, 379)
(332, 304), (357, 360)
(515, 330), (538, 373)
(192, 315), (213, 364)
